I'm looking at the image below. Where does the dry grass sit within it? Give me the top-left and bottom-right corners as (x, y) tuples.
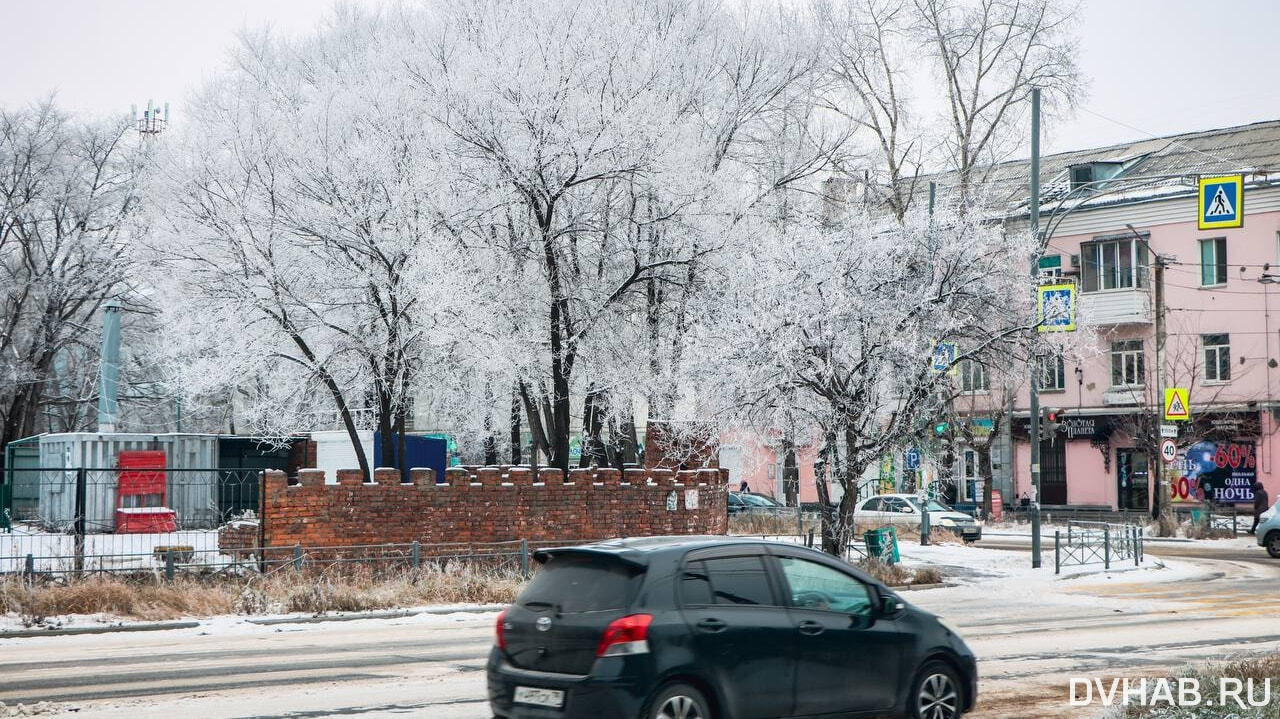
(1182, 522), (1238, 540)
(1112, 654), (1280, 718)
(0, 563), (526, 626)
(857, 560), (945, 587)
(727, 512), (820, 536)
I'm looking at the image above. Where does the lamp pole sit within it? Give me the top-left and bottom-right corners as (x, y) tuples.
(1029, 89), (1043, 568)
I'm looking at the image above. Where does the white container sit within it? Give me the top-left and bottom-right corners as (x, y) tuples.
(311, 430), (373, 482)
(35, 433), (219, 531)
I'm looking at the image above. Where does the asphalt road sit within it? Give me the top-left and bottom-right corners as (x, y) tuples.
(2, 540), (1276, 719)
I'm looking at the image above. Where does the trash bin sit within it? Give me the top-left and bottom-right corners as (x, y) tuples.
(863, 527), (900, 565)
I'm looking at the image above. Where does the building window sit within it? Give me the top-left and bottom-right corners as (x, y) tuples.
(1110, 339), (1145, 387)
(1037, 354), (1066, 391)
(1203, 334), (1231, 381)
(1200, 238), (1227, 286)
(959, 359), (988, 392)
(1082, 239), (1148, 292)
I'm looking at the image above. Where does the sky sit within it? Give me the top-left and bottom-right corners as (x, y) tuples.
(2, 0), (1279, 156)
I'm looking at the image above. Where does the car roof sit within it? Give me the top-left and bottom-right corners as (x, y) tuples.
(533, 535), (792, 567)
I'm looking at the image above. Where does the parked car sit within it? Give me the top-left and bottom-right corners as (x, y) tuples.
(727, 491), (785, 515)
(488, 536), (977, 719)
(855, 494), (982, 542)
(1256, 501), (1280, 558)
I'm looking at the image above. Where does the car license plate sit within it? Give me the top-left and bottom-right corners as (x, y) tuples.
(514, 686), (565, 708)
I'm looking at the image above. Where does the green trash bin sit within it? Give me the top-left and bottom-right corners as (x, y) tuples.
(863, 527), (900, 565)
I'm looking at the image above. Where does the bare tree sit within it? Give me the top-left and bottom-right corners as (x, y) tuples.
(0, 101), (142, 468)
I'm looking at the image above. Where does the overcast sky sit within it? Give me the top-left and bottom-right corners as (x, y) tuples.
(3, 0), (1279, 156)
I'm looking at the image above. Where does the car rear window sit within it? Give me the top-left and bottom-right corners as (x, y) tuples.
(518, 555), (639, 612)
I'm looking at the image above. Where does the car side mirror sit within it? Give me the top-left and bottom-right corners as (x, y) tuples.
(879, 593), (905, 617)
(899, 506), (914, 513)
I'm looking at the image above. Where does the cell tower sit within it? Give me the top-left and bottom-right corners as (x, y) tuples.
(131, 99), (169, 136)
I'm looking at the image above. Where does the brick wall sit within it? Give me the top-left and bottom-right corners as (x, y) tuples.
(251, 465), (728, 550)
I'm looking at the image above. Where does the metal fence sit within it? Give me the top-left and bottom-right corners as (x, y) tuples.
(3, 535), (613, 581)
(1173, 505), (1250, 535)
(2, 466), (261, 532)
(1054, 521), (1143, 574)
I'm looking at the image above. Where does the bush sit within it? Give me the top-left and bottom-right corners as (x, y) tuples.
(856, 560), (944, 588)
(1111, 654), (1280, 718)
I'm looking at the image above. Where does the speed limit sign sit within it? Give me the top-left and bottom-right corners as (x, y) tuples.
(1160, 438), (1177, 464)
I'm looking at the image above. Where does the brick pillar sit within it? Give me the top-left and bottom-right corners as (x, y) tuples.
(410, 468), (436, 486)
(373, 467), (400, 485)
(336, 469), (364, 487)
(296, 469), (325, 488)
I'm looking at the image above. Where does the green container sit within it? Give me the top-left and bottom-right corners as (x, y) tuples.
(863, 527), (900, 565)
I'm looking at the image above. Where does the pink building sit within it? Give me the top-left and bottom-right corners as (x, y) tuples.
(966, 121), (1280, 513)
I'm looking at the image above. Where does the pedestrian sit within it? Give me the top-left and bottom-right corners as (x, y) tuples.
(738, 479), (750, 493)
(1251, 480), (1270, 533)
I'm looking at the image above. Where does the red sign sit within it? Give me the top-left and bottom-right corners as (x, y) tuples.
(991, 492), (1003, 522)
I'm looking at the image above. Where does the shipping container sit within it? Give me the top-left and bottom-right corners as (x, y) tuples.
(34, 433), (219, 531)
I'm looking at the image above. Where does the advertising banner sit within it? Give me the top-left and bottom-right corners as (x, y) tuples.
(1170, 440), (1257, 504)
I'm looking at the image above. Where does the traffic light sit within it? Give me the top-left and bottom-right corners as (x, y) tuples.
(1042, 407), (1065, 435)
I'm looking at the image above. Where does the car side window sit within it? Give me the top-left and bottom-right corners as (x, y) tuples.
(683, 556), (777, 606)
(862, 498), (882, 511)
(777, 556), (873, 615)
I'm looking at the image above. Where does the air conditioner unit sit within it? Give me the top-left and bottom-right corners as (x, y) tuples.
(1070, 254), (1081, 268)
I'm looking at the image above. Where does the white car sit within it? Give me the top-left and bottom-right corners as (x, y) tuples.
(1256, 501), (1280, 558)
(855, 493), (983, 542)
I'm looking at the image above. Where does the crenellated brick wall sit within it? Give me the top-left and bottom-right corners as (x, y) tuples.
(252, 465), (728, 550)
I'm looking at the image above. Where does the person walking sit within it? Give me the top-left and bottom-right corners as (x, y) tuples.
(1251, 480), (1270, 534)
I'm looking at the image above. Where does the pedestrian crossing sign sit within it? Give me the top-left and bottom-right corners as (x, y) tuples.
(1198, 175), (1243, 230)
(1163, 387), (1190, 422)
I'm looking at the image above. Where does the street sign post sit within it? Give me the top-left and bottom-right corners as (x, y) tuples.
(1198, 175), (1243, 230)
(1160, 439), (1177, 465)
(1164, 388), (1190, 421)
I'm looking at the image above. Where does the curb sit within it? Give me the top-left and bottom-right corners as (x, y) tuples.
(0, 620), (200, 639)
(889, 582), (950, 592)
(245, 603), (502, 626)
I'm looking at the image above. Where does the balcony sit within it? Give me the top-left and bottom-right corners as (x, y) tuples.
(1079, 289), (1152, 326)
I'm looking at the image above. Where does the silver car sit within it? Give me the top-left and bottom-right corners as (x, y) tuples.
(1256, 502), (1279, 558)
(855, 493), (983, 542)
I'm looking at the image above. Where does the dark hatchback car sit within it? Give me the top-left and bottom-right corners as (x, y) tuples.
(488, 536), (976, 719)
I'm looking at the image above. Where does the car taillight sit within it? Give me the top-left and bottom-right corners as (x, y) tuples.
(596, 613), (652, 657)
(495, 609), (508, 649)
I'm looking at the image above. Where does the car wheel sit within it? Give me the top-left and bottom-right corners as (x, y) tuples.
(647, 682), (712, 719)
(910, 660), (963, 719)
(1267, 531), (1280, 559)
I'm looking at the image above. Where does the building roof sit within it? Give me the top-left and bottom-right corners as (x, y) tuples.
(925, 119), (1280, 215)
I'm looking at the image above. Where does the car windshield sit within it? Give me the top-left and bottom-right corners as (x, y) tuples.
(905, 497), (951, 512)
(743, 494), (780, 506)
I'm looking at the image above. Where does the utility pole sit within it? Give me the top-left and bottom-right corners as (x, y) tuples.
(1029, 88), (1043, 569)
(1153, 253), (1169, 520)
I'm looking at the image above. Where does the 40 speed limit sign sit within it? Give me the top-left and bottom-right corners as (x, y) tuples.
(1160, 439), (1178, 464)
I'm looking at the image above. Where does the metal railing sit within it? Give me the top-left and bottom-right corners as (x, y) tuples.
(1055, 521), (1143, 574)
(4, 536), (603, 581)
(2, 466), (262, 532)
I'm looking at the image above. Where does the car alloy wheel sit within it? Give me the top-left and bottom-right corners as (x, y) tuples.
(913, 662), (961, 719)
(650, 683), (710, 719)
(1267, 532), (1280, 559)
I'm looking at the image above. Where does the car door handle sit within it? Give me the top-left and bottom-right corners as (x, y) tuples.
(696, 618), (726, 633)
(798, 620), (824, 636)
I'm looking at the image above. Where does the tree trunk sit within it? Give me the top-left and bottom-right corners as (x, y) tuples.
(510, 387), (522, 464)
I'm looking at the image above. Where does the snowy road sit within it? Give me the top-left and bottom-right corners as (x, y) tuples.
(2, 542), (1276, 718)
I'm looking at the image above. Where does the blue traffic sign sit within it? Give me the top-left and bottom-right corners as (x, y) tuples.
(904, 447), (921, 470)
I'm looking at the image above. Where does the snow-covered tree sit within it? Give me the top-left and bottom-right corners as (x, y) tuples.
(0, 101), (143, 466)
